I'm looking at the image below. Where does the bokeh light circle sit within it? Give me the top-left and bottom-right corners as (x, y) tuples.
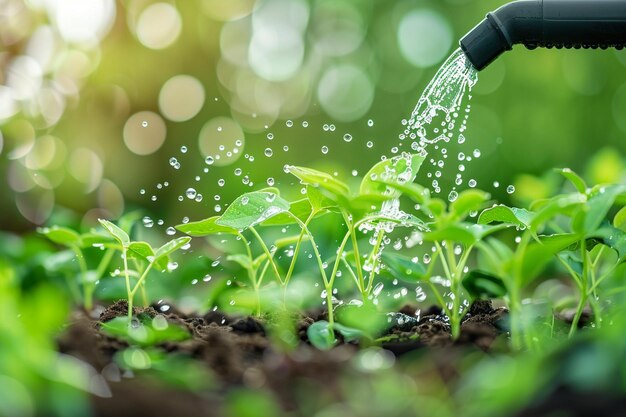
(136, 3), (182, 50)
(202, 0), (256, 21)
(198, 117), (245, 166)
(68, 148), (103, 193)
(159, 75), (205, 122)
(123, 111), (167, 155)
(317, 64), (374, 122)
(51, 0), (116, 45)
(248, 28), (304, 82)
(397, 9), (453, 68)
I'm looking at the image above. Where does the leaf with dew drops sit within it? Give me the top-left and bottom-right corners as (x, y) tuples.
(176, 216), (239, 236)
(380, 252), (427, 282)
(359, 152), (426, 198)
(98, 219), (130, 247)
(478, 205), (533, 229)
(286, 166), (351, 202)
(449, 189), (491, 221)
(155, 237), (191, 260)
(39, 226), (81, 247)
(556, 168), (587, 194)
(128, 241), (155, 261)
(261, 198), (317, 226)
(217, 192), (290, 230)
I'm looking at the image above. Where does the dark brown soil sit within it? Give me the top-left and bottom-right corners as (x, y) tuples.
(57, 299), (511, 416)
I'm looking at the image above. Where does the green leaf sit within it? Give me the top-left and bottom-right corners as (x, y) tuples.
(422, 223), (478, 246)
(287, 166), (351, 199)
(98, 219), (130, 246)
(79, 232), (117, 249)
(521, 233), (580, 285)
(530, 194), (585, 230)
(333, 323), (364, 342)
(176, 216), (238, 237)
(462, 270), (507, 299)
(556, 168), (587, 194)
(307, 320), (337, 350)
(128, 241), (155, 260)
(217, 192), (290, 230)
(614, 206), (626, 232)
(588, 226), (626, 262)
(307, 186), (340, 211)
(101, 314), (190, 346)
(155, 237), (191, 260)
(227, 254), (253, 270)
(360, 152), (426, 197)
(40, 226), (81, 247)
(574, 184), (626, 234)
(373, 180), (429, 204)
(261, 198), (315, 226)
(478, 205), (533, 228)
(380, 252), (427, 282)
(450, 190), (491, 220)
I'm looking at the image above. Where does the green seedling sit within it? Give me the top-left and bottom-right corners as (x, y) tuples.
(476, 168), (626, 348)
(39, 226), (116, 310)
(98, 219), (190, 320)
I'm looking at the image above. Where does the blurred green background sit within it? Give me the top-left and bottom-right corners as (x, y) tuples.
(1, 0), (625, 233)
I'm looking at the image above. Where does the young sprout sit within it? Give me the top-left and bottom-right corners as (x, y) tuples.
(99, 219), (190, 320)
(40, 226), (116, 310)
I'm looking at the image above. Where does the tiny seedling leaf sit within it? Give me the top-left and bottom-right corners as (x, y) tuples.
(462, 270), (507, 299)
(573, 184), (626, 234)
(176, 216), (239, 236)
(333, 323), (364, 342)
(40, 226), (81, 247)
(155, 237), (191, 260)
(307, 185), (340, 211)
(101, 314), (190, 346)
(450, 190), (491, 220)
(373, 180), (429, 204)
(478, 205), (532, 228)
(307, 320), (337, 350)
(227, 254), (253, 270)
(128, 241), (155, 261)
(614, 206), (626, 232)
(380, 252), (427, 282)
(261, 198), (315, 226)
(556, 168), (587, 194)
(287, 166), (351, 199)
(360, 152), (426, 197)
(98, 219), (130, 246)
(217, 192), (290, 230)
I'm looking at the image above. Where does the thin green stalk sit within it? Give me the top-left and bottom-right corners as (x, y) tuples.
(284, 211), (316, 287)
(328, 230), (352, 290)
(130, 262), (154, 302)
(341, 257), (360, 288)
(286, 213), (333, 322)
(365, 230), (385, 294)
(569, 240), (588, 337)
(445, 241), (462, 340)
(343, 211), (366, 298)
(249, 227), (283, 285)
(71, 246), (90, 310)
(122, 247), (133, 320)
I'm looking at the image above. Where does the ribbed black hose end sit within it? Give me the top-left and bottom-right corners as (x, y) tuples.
(460, 17), (510, 71)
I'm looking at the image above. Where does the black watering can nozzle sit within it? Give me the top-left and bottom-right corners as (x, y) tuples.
(460, 0), (626, 71)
